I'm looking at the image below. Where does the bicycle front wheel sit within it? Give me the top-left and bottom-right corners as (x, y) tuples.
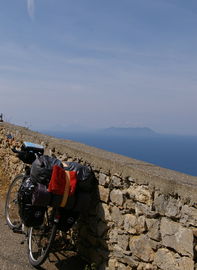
(28, 213), (57, 267)
(5, 174), (24, 230)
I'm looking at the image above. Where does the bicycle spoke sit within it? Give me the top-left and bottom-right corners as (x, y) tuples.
(5, 174), (24, 229)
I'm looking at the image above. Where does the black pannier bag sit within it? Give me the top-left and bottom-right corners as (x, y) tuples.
(32, 183), (52, 207)
(57, 208), (80, 232)
(64, 162), (96, 192)
(30, 155), (63, 186)
(18, 178), (46, 227)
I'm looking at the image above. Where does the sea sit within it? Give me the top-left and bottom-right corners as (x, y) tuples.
(43, 131), (197, 177)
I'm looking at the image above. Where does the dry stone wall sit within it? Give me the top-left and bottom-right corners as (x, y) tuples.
(0, 122), (197, 270)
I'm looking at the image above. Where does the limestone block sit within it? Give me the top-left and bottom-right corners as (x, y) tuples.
(135, 216), (146, 234)
(127, 186), (152, 206)
(99, 173), (109, 186)
(129, 235), (155, 262)
(110, 189), (124, 206)
(154, 193), (168, 215)
(99, 185), (110, 203)
(124, 214), (146, 234)
(135, 202), (156, 218)
(165, 197), (181, 218)
(124, 214), (137, 233)
(137, 262), (157, 270)
(112, 175), (122, 187)
(109, 229), (118, 243)
(111, 206), (124, 226)
(123, 198), (136, 210)
(153, 248), (179, 270)
(116, 262), (131, 270)
(160, 217), (193, 257)
(177, 256), (194, 270)
(146, 218), (160, 241)
(154, 194), (181, 218)
(112, 244), (124, 258)
(153, 248), (194, 270)
(117, 233), (129, 250)
(118, 255), (138, 268)
(108, 258), (118, 269)
(180, 205), (197, 226)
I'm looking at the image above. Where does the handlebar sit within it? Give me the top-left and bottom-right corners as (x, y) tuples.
(11, 146), (21, 154)
(11, 142), (44, 164)
(12, 149), (36, 164)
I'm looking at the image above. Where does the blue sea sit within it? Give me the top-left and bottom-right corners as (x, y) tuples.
(44, 131), (197, 177)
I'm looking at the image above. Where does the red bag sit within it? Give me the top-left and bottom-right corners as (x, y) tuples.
(48, 165), (78, 207)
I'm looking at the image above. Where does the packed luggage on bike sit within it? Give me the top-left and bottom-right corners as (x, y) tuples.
(5, 141), (96, 267)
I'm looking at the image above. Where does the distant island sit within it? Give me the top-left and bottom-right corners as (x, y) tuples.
(101, 127), (158, 137)
(39, 126), (159, 137)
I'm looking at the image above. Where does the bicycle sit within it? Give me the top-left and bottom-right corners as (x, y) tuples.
(5, 141), (80, 267)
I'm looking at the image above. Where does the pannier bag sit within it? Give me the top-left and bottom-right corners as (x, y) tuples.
(32, 183), (51, 207)
(57, 208), (80, 232)
(32, 165), (69, 207)
(48, 165), (70, 207)
(18, 178), (46, 227)
(64, 162), (95, 192)
(30, 155), (63, 186)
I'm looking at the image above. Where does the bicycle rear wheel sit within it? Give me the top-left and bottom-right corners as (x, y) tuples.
(5, 174), (24, 229)
(27, 211), (57, 267)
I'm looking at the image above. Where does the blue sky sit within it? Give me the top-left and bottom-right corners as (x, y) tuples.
(0, 0), (197, 134)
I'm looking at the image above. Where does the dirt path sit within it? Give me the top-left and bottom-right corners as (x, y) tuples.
(0, 190), (87, 270)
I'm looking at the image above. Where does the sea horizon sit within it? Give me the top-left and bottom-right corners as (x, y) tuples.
(39, 128), (197, 177)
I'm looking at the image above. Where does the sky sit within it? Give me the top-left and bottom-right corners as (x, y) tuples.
(0, 0), (197, 135)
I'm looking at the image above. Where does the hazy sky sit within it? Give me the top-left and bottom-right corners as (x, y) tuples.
(0, 0), (197, 134)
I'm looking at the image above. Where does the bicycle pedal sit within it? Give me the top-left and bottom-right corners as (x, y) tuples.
(13, 228), (23, 234)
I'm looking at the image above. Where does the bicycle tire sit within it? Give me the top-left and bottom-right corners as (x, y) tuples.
(27, 214), (57, 267)
(5, 174), (24, 230)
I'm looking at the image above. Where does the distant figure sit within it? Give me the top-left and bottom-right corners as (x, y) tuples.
(0, 113), (3, 122)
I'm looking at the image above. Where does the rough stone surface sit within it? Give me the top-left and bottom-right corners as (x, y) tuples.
(165, 197), (181, 218)
(117, 234), (129, 251)
(180, 205), (197, 226)
(110, 189), (124, 206)
(99, 185), (110, 203)
(99, 173), (109, 186)
(153, 248), (178, 270)
(160, 217), (193, 257)
(127, 186), (152, 205)
(129, 235), (155, 262)
(146, 218), (160, 241)
(153, 248), (194, 270)
(111, 175), (122, 187)
(111, 206), (123, 226)
(124, 214), (137, 233)
(1, 123), (197, 269)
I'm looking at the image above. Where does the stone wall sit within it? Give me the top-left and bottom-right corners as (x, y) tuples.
(0, 122), (197, 270)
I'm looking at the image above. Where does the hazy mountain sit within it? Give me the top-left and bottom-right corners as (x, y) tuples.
(38, 126), (159, 138)
(101, 127), (158, 137)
